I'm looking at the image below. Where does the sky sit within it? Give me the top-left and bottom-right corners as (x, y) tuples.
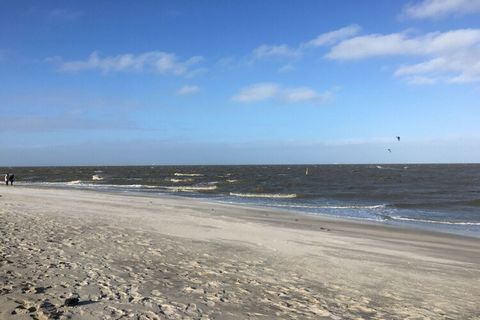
(1, 0), (480, 165)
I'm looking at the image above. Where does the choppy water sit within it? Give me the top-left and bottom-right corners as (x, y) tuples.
(2, 164), (480, 237)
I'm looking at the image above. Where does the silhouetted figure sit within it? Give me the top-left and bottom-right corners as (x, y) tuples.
(4, 174), (9, 186)
(396, 136), (400, 141)
(8, 174), (14, 186)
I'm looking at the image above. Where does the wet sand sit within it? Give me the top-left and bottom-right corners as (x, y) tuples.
(1, 187), (479, 319)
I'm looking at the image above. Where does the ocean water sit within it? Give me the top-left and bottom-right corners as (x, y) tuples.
(2, 164), (480, 237)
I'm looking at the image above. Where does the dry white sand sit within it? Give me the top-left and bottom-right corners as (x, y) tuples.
(1, 186), (479, 319)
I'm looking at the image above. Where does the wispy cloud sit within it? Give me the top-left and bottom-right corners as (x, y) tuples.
(303, 24), (361, 48)
(395, 49), (480, 83)
(249, 25), (360, 64)
(278, 64), (296, 73)
(49, 8), (84, 21)
(253, 44), (302, 60)
(405, 75), (439, 85)
(232, 83), (333, 105)
(49, 51), (206, 77)
(232, 83), (280, 103)
(0, 114), (135, 132)
(326, 29), (480, 59)
(327, 29), (480, 84)
(218, 25), (361, 73)
(402, 0), (480, 19)
(176, 85), (200, 96)
(246, 25), (480, 85)
(283, 87), (329, 104)
(1, 93), (144, 115)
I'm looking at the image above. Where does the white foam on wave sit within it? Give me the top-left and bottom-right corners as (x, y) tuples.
(230, 192), (297, 199)
(26, 181), (159, 190)
(165, 185), (217, 192)
(375, 165), (403, 171)
(323, 204), (386, 209)
(390, 216), (480, 226)
(168, 178), (193, 183)
(92, 174), (104, 181)
(272, 203), (386, 210)
(174, 173), (203, 177)
(226, 179), (238, 183)
(116, 184), (155, 189)
(66, 180), (83, 185)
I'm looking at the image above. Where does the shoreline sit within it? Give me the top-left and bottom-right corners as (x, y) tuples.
(18, 182), (480, 240)
(1, 186), (479, 319)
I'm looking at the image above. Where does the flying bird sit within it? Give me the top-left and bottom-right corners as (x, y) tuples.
(396, 136), (400, 141)
(388, 148), (392, 153)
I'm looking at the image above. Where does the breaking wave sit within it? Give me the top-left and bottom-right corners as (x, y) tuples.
(164, 185), (217, 192)
(174, 173), (203, 177)
(67, 180), (83, 185)
(272, 203), (386, 210)
(389, 216), (480, 226)
(230, 192), (297, 199)
(25, 181), (159, 190)
(168, 178), (193, 183)
(390, 198), (480, 209)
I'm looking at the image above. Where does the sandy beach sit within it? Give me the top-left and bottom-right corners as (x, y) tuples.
(1, 186), (479, 319)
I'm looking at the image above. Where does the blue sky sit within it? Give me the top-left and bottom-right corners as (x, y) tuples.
(1, 0), (480, 165)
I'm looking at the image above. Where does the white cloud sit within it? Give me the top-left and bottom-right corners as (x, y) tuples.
(232, 83), (280, 103)
(304, 24), (361, 47)
(395, 57), (449, 76)
(217, 25), (360, 71)
(249, 24), (480, 83)
(326, 28), (480, 84)
(251, 25), (360, 63)
(176, 85), (200, 96)
(183, 67), (208, 79)
(51, 51), (205, 77)
(253, 44), (301, 60)
(405, 75), (439, 85)
(395, 50), (480, 83)
(232, 83), (332, 105)
(326, 29), (480, 60)
(282, 87), (318, 103)
(402, 0), (480, 19)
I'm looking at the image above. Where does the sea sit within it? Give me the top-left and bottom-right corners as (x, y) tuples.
(3, 164), (480, 237)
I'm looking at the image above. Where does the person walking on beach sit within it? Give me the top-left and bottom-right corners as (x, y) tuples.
(4, 173), (9, 186)
(8, 174), (15, 186)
